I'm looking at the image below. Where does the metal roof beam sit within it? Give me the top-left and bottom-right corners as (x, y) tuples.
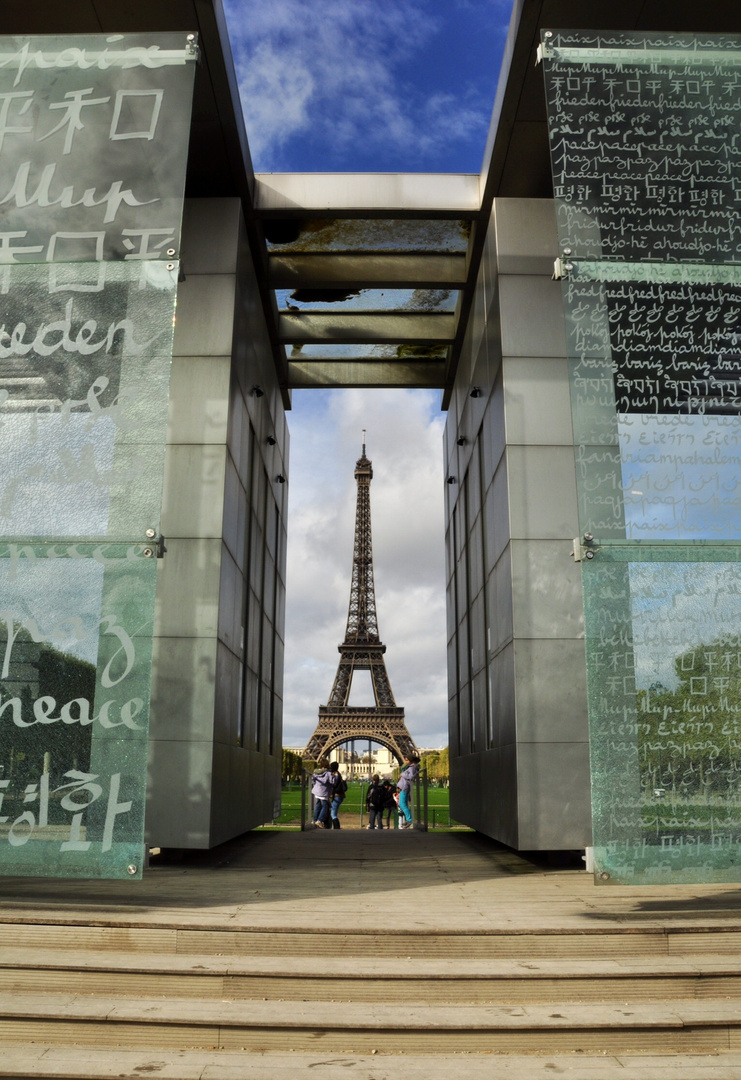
(287, 360), (446, 388)
(278, 311), (456, 345)
(254, 173), (481, 215)
(269, 253), (467, 289)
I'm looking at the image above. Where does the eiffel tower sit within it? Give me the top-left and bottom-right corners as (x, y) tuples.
(303, 440), (417, 765)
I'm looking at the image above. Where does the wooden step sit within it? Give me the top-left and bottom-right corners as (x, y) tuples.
(2, 921), (741, 959)
(1, 947), (741, 1004)
(0, 992), (740, 1053)
(3, 1047), (741, 1080)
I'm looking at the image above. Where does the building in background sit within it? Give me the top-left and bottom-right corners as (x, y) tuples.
(289, 746), (397, 781)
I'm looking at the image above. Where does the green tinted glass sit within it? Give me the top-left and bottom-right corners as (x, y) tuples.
(542, 31), (741, 883)
(584, 545), (741, 884)
(0, 543), (157, 877)
(562, 267), (741, 542)
(0, 33), (196, 878)
(0, 261), (177, 540)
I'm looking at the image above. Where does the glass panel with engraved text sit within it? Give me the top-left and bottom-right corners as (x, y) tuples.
(541, 31), (741, 883)
(541, 30), (741, 265)
(0, 33), (196, 879)
(0, 33), (196, 262)
(0, 261), (177, 540)
(0, 542), (157, 878)
(562, 266), (741, 541)
(584, 545), (741, 884)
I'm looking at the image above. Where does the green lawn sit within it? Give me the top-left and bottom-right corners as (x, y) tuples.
(264, 781), (462, 830)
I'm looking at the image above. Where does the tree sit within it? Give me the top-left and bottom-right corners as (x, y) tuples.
(0, 622), (95, 788)
(421, 748), (449, 786)
(281, 749), (304, 782)
(636, 636), (741, 797)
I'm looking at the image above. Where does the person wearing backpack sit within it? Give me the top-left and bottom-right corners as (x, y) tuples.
(381, 780), (396, 829)
(329, 764), (348, 829)
(366, 774), (385, 829)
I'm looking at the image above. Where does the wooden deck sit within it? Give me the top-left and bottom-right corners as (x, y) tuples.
(1, 830), (741, 1076)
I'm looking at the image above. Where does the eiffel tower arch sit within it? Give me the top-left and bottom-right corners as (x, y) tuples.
(304, 442), (417, 766)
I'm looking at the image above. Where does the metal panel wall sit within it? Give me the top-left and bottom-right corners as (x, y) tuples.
(446, 197), (591, 851)
(147, 198), (287, 849)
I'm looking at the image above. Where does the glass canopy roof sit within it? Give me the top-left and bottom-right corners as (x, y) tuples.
(265, 218), (470, 252)
(254, 175), (481, 394)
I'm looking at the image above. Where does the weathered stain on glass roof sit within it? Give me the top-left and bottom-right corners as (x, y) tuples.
(265, 218), (471, 253)
(277, 288), (457, 312)
(286, 343), (448, 360)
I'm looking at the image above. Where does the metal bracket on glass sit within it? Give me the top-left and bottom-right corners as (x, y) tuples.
(536, 33), (554, 64)
(571, 535), (597, 562)
(144, 530), (167, 559)
(186, 33), (201, 62)
(552, 257), (573, 281)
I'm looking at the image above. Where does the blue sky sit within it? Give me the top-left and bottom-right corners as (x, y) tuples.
(222, 0), (511, 173)
(220, 0), (514, 749)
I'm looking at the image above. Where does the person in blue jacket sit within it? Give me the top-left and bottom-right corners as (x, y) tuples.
(397, 754), (419, 829)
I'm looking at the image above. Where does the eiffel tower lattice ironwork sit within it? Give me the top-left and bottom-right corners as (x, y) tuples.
(303, 442), (417, 765)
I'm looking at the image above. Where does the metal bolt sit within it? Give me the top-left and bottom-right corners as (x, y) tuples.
(545, 31), (553, 38)
(145, 528), (156, 539)
(166, 249), (176, 256)
(583, 533), (594, 542)
(167, 263), (175, 271)
(187, 33), (196, 41)
(563, 247), (572, 255)
(127, 864), (138, 876)
(564, 262), (573, 272)
(143, 548), (154, 558)
(599, 871), (610, 880)
(585, 550), (595, 560)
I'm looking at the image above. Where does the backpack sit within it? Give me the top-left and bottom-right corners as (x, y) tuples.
(366, 783), (384, 809)
(337, 777), (348, 798)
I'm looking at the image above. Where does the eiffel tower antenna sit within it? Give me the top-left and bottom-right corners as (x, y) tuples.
(303, 443), (417, 764)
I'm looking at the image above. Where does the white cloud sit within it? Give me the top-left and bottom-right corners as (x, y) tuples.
(216, 1), (502, 750)
(283, 388), (448, 751)
(630, 562), (741, 689)
(222, 0), (493, 169)
(231, 39), (315, 163)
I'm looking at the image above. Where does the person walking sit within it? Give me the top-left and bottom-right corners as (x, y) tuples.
(310, 759), (337, 828)
(397, 755), (419, 829)
(329, 764), (348, 829)
(365, 773), (385, 830)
